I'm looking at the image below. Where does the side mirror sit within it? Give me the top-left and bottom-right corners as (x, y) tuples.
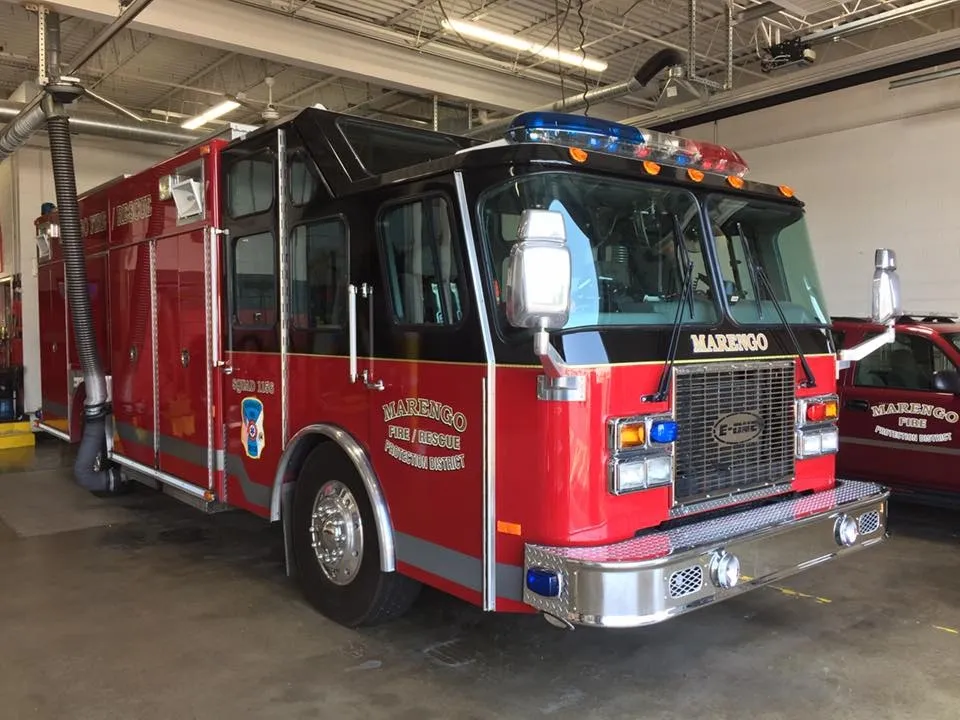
(870, 248), (902, 324)
(837, 247), (903, 371)
(504, 209), (571, 330)
(933, 369), (960, 395)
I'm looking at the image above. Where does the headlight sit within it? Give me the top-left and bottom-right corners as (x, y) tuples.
(797, 426), (839, 458)
(609, 454), (673, 495)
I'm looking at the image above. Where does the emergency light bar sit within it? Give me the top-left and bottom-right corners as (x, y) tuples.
(504, 112), (750, 178)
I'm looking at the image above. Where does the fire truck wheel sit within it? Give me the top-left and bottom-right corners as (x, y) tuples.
(292, 443), (421, 627)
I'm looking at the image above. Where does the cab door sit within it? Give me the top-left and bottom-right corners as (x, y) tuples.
(355, 182), (491, 607)
(218, 134), (282, 516)
(838, 328), (960, 493)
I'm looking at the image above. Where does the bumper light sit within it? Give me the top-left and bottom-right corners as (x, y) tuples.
(834, 514), (859, 547)
(526, 567), (561, 597)
(611, 454), (673, 494)
(709, 550), (741, 589)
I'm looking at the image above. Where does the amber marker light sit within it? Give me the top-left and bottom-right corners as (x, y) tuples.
(643, 160), (661, 175)
(778, 185), (795, 198)
(619, 422), (646, 449)
(569, 147), (588, 163)
(687, 168), (704, 182)
(727, 175), (745, 189)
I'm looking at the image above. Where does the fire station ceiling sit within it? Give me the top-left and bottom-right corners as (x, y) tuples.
(0, 0), (958, 136)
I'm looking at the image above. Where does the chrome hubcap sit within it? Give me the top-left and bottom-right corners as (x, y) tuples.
(309, 480), (363, 586)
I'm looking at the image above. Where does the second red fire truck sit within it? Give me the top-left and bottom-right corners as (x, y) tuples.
(34, 108), (901, 629)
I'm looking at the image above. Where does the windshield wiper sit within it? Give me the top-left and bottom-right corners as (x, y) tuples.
(671, 213), (695, 319)
(738, 228), (817, 388)
(736, 222), (762, 319)
(645, 254), (696, 403)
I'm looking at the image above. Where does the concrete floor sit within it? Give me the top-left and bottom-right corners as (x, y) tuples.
(2, 440), (959, 720)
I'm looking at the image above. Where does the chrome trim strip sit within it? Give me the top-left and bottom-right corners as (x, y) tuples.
(523, 479), (889, 628)
(37, 422), (70, 442)
(269, 423), (396, 573)
(203, 225), (214, 490)
(277, 128), (290, 449)
(455, 170), (497, 612)
(347, 284), (358, 382)
(149, 239), (159, 460)
(210, 228), (222, 368)
(111, 452), (213, 501)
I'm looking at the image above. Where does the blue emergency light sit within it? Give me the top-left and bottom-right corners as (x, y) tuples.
(504, 111), (749, 178)
(525, 567), (561, 598)
(650, 419), (679, 444)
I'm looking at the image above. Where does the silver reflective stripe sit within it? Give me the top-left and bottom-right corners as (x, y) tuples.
(113, 420), (272, 508)
(395, 532), (522, 602)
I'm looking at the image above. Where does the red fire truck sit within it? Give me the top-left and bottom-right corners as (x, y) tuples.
(34, 108), (900, 629)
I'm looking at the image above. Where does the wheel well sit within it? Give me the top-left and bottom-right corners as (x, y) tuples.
(271, 425), (396, 574)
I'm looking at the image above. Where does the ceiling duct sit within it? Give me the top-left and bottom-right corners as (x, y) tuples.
(0, 99), (201, 146)
(464, 50), (681, 138)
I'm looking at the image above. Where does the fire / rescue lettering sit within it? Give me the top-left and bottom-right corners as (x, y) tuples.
(114, 194), (152, 227)
(382, 398), (468, 432)
(870, 402), (959, 424)
(690, 332), (770, 354)
(81, 211), (107, 238)
(382, 397), (468, 472)
(875, 426), (953, 444)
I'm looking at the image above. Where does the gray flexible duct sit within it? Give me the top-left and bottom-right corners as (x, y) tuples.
(0, 103), (46, 165)
(46, 104), (112, 492)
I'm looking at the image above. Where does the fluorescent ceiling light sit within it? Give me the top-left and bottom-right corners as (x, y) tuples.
(441, 18), (608, 73)
(181, 99), (241, 130)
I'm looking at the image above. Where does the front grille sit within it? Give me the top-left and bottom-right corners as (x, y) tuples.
(672, 361), (795, 504)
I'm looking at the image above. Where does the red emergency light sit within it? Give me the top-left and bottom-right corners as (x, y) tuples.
(505, 112), (750, 178)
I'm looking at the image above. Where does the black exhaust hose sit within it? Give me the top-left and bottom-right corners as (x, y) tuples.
(46, 109), (112, 492)
(634, 49), (684, 87)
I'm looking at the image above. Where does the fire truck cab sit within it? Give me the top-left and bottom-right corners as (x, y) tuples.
(35, 108), (899, 629)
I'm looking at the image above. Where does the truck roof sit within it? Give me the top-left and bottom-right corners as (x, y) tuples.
(230, 106), (806, 205)
(833, 314), (960, 334)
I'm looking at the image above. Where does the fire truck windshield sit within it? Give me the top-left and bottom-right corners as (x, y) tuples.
(479, 171), (720, 330)
(705, 195), (830, 327)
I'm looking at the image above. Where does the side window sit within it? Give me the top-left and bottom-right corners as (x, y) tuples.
(233, 231), (276, 328)
(227, 153), (274, 217)
(290, 219), (347, 330)
(854, 333), (956, 390)
(289, 153), (320, 207)
(379, 195), (464, 326)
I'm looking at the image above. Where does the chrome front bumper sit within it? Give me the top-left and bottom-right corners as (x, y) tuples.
(523, 479), (889, 628)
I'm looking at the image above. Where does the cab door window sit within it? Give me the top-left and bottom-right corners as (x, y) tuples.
(853, 333), (956, 390)
(378, 195), (465, 326)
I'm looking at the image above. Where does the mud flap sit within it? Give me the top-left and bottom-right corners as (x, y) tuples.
(281, 481), (296, 578)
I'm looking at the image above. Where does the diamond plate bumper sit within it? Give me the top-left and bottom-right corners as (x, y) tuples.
(523, 479), (889, 628)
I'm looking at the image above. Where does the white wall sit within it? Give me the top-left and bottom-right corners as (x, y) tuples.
(3, 133), (169, 414)
(681, 74), (960, 318)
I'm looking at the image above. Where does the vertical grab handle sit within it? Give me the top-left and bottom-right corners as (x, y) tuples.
(348, 283), (358, 383)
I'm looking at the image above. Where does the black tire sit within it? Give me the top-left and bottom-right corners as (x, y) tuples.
(292, 443), (421, 627)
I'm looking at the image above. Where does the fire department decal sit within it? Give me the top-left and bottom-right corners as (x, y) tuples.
(871, 401), (958, 444)
(382, 398), (467, 472)
(241, 397), (266, 459)
(691, 332), (769, 354)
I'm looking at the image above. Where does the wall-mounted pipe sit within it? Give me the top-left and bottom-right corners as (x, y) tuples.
(464, 57), (677, 138)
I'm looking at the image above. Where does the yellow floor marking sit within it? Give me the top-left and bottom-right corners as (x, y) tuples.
(934, 625), (959, 635)
(740, 575), (831, 604)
